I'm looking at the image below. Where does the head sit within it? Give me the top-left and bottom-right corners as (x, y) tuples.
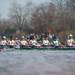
(68, 34), (73, 39)
(21, 36), (25, 40)
(2, 36), (6, 40)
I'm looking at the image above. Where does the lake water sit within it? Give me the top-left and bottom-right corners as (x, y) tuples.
(0, 50), (75, 75)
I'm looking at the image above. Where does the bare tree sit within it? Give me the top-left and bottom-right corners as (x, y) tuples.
(9, 2), (25, 32)
(31, 3), (56, 33)
(0, 0), (75, 36)
(8, 1), (34, 34)
(66, 0), (75, 30)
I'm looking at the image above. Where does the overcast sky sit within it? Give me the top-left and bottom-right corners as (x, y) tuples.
(0, 0), (50, 19)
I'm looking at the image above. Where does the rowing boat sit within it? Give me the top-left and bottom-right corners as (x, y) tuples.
(20, 47), (75, 50)
(14, 45), (75, 50)
(4, 47), (75, 52)
(1, 45), (75, 51)
(15, 46), (75, 50)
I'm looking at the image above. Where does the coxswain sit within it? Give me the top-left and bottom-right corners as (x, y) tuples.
(52, 35), (60, 47)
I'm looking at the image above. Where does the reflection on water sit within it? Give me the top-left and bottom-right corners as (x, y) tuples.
(0, 50), (75, 75)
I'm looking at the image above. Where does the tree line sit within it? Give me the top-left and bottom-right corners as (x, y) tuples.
(0, 0), (75, 37)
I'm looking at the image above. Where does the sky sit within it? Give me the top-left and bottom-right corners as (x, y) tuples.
(0, 0), (50, 19)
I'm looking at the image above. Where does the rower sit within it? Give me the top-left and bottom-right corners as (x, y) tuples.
(20, 36), (28, 46)
(29, 35), (40, 47)
(0, 36), (7, 46)
(7, 36), (15, 48)
(8, 39), (15, 48)
(42, 37), (50, 47)
(66, 34), (74, 47)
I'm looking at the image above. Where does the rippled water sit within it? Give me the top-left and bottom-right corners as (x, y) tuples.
(0, 50), (75, 75)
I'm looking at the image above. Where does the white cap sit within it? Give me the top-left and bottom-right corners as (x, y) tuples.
(3, 36), (6, 39)
(22, 36), (24, 39)
(69, 34), (72, 36)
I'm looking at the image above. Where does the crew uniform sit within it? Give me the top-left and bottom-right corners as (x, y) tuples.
(29, 35), (41, 47)
(20, 40), (28, 46)
(8, 40), (15, 48)
(20, 36), (28, 48)
(29, 39), (37, 46)
(1, 40), (7, 46)
(43, 39), (50, 46)
(0, 36), (7, 49)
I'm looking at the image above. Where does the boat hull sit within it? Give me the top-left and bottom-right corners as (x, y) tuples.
(15, 47), (75, 50)
(2, 45), (75, 51)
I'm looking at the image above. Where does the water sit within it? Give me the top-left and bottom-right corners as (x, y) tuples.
(0, 50), (75, 75)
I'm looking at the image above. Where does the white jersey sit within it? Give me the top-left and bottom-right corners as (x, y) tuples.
(9, 40), (15, 46)
(1, 40), (7, 45)
(43, 40), (50, 46)
(30, 40), (37, 46)
(67, 39), (74, 46)
(20, 40), (28, 45)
